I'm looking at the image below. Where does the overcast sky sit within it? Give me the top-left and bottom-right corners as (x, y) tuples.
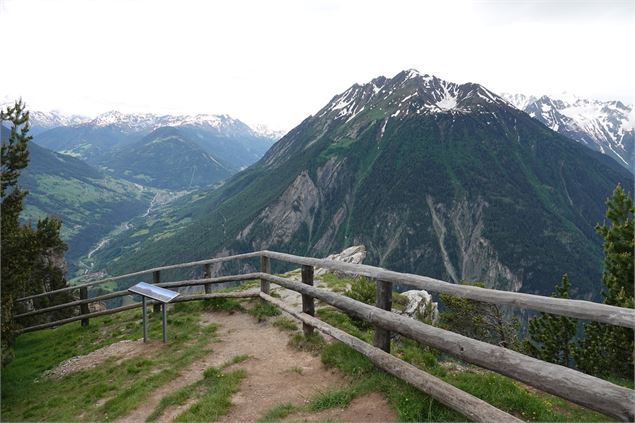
(0, 0), (633, 130)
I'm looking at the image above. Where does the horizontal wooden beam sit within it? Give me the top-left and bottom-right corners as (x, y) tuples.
(15, 274), (260, 319)
(261, 251), (635, 329)
(19, 290), (259, 333)
(16, 252), (263, 302)
(19, 248), (635, 328)
(260, 292), (522, 423)
(262, 273), (633, 421)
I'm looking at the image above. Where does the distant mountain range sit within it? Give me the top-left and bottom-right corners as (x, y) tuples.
(29, 110), (282, 190)
(90, 69), (633, 300)
(503, 93), (634, 171)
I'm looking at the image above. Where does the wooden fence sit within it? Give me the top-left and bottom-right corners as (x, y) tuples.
(14, 250), (635, 422)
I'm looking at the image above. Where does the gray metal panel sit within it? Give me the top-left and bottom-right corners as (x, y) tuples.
(128, 282), (180, 303)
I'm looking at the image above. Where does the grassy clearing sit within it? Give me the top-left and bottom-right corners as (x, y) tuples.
(1, 306), (218, 422)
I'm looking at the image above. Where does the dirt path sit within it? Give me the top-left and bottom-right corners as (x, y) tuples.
(116, 311), (394, 422)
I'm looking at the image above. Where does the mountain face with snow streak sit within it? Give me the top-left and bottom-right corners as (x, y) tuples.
(503, 93), (634, 171)
(92, 69), (632, 301)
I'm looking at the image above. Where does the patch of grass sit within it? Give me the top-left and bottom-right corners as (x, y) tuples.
(273, 317), (299, 332)
(308, 387), (358, 411)
(316, 307), (372, 342)
(248, 302), (281, 321)
(146, 365), (246, 422)
(172, 368), (246, 422)
(221, 354), (251, 369)
(1, 307), (218, 422)
(319, 339), (612, 422)
(288, 332), (326, 355)
(257, 403), (299, 422)
(391, 292), (408, 312)
(318, 272), (354, 293)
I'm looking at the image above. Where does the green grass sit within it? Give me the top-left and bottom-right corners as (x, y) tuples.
(248, 302), (281, 321)
(1, 306), (218, 422)
(288, 332), (326, 355)
(257, 403), (300, 422)
(318, 272), (353, 293)
(273, 317), (299, 332)
(293, 307), (613, 422)
(172, 368), (246, 422)
(173, 297), (244, 314)
(146, 364), (247, 422)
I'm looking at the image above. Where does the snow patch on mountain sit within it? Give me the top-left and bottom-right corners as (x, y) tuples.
(503, 92), (634, 170)
(319, 69), (509, 123)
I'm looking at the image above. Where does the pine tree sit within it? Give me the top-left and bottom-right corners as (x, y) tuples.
(1, 100), (34, 365)
(1, 100), (70, 366)
(440, 282), (520, 350)
(575, 184), (634, 379)
(524, 274), (576, 366)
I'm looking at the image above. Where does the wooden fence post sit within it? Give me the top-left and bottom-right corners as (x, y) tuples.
(203, 263), (211, 294)
(301, 265), (315, 336)
(374, 280), (392, 352)
(152, 270), (161, 313)
(80, 287), (89, 327)
(260, 255), (270, 295)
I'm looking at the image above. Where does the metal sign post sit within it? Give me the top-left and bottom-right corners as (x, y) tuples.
(128, 282), (180, 343)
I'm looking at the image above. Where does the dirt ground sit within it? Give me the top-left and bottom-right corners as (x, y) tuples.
(47, 310), (395, 422)
(44, 339), (147, 378)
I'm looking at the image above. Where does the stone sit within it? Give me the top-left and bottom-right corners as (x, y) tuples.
(315, 245), (367, 276)
(400, 289), (439, 324)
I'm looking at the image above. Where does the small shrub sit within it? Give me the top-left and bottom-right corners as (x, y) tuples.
(345, 277), (376, 305)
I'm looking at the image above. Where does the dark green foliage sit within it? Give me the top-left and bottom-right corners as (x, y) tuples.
(1, 101), (71, 366)
(575, 185), (634, 379)
(524, 274), (576, 366)
(439, 282), (520, 349)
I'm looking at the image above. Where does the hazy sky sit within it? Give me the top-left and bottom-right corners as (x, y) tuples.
(0, 0), (633, 130)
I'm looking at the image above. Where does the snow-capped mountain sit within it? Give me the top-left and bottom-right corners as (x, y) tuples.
(317, 69), (510, 123)
(90, 111), (261, 136)
(29, 110), (91, 132)
(250, 123), (287, 140)
(503, 93), (634, 171)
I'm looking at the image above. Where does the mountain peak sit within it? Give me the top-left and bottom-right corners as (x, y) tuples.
(317, 69), (508, 124)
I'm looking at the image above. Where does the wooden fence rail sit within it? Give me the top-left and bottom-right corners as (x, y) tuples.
(15, 250), (635, 421)
(17, 250), (635, 329)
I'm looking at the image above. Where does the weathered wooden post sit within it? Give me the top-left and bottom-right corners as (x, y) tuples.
(373, 279), (392, 352)
(153, 270), (161, 313)
(80, 287), (90, 327)
(301, 265), (315, 336)
(203, 263), (211, 294)
(260, 255), (270, 295)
